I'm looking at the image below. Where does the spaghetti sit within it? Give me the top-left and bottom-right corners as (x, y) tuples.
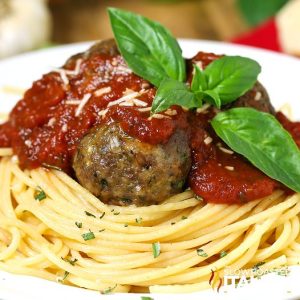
(1, 149), (300, 293)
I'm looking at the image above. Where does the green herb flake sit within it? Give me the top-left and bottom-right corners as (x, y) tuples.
(141, 297), (154, 300)
(58, 271), (69, 283)
(171, 222), (176, 225)
(85, 211), (96, 218)
(82, 230), (95, 241)
(135, 217), (142, 224)
(113, 211), (120, 215)
(75, 221), (82, 228)
(34, 188), (46, 201)
(181, 216), (188, 220)
(124, 224), (129, 227)
(152, 242), (161, 258)
(100, 284), (117, 294)
(220, 250), (228, 258)
(253, 261), (265, 271)
(99, 212), (106, 219)
(61, 257), (78, 266)
(99, 229), (105, 233)
(197, 248), (208, 257)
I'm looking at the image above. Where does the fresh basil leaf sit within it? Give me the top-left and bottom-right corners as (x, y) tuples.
(151, 78), (199, 114)
(108, 7), (186, 87)
(192, 56), (261, 106)
(191, 65), (207, 92)
(211, 108), (300, 192)
(202, 90), (221, 109)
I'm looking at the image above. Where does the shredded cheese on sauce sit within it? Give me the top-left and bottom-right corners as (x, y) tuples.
(75, 93), (92, 117)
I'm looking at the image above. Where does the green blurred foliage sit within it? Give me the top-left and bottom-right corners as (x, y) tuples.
(238, 0), (289, 26)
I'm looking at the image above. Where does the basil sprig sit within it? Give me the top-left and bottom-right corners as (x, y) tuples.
(192, 56), (261, 108)
(212, 108), (300, 192)
(152, 55), (261, 113)
(108, 7), (186, 87)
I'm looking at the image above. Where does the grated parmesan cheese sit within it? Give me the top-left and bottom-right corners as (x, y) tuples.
(24, 140), (32, 147)
(204, 136), (213, 145)
(254, 91), (262, 101)
(148, 113), (171, 120)
(75, 93), (92, 117)
(197, 103), (211, 114)
(225, 166), (234, 171)
(108, 92), (140, 107)
(47, 117), (56, 126)
(218, 145), (234, 154)
(98, 108), (109, 118)
(94, 86), (111, 97)
(62, 124), (68, 132)
(52, 59), (83, 86)
(165, 109), (177, 116)
(137, 107), (151, 112)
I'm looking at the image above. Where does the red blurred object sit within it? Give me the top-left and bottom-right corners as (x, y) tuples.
(231, 18), (282, 52)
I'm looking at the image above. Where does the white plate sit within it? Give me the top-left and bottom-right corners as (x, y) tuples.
(1, 40), (300, 300)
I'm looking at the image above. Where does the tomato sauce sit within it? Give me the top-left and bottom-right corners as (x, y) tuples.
(0, 48), (294, 204)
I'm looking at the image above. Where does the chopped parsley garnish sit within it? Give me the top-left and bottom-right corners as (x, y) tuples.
(171, 222), (176, 225)
(34, 188), (46, 201)
(82, 230), (95, 241)
(99, 229), (105, 233)
(100, 284), (117, 294)
(197, 248), (208, 257)
(152, 242), (161, 258)
(181, 216), (188, 220)
(113, 211), (120, 215)
(61, 257), (78, 266)
(75, 221), (82, 228)
(85, 211), (96, 218)
(141, 297), (154, 300)
(253, 261), (265, 271)
(220, 250), (228, 258)
(135, 217), (142, 223)
(99, 212), (106, 219)
(124, 224), (128, 227)
(58, 271), (69, 283)
(100, 178), (108, 189)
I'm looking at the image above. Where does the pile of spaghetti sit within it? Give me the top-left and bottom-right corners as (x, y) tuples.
(1, 144), (300, 293)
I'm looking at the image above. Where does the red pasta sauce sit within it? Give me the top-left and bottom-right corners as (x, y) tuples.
(0, 50), (297, 204)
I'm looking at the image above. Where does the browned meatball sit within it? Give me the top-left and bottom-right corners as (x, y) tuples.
(72, 123), (191, 206)
(226, 81), (275, 114)
(65, 39), (119, 67)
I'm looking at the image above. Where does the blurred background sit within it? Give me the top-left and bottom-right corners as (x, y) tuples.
(0, 0), (299, 59)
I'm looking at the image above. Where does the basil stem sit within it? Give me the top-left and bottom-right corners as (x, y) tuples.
(212, 108), (300, 192)
(108, 7), (186, 87)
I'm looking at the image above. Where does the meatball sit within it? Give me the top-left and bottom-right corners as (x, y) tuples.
(65, 39), (119, 67)
(226, 81), (275, 114)
(72, 123), (191, 206)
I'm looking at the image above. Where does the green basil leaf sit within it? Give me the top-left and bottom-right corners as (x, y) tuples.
(202, 90), (221, 109)
(192, 56), (261, 106)
(191, 65), (207, 92)
(108, 7), (186, 87)
(211, 108), (300, 192)
(151, 78), (199, 114)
